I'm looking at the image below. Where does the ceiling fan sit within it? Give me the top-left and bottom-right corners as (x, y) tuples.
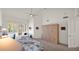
(25, 8), (37, 17)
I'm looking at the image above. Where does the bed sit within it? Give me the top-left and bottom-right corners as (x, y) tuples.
(16, 35), (43, 51)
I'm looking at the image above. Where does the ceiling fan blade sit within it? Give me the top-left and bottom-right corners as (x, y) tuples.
(25, 13), (30, 15)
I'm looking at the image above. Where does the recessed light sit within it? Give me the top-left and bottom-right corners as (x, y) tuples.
(30, 14), (33, 16)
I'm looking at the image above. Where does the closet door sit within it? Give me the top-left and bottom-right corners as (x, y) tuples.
(42, 24), (59, 44)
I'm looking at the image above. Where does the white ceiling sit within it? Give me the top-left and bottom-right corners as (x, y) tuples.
(2, 8), (43, 20)
(1, 8), (76, 22)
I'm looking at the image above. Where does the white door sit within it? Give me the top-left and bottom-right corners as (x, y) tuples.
(68, 19), (77, 48)
(75, 18), (79, 47)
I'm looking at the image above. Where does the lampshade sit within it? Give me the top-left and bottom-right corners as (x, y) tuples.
(2, 28), (7, 31)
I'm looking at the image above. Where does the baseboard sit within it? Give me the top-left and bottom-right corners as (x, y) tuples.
(58, 43), (68, 46)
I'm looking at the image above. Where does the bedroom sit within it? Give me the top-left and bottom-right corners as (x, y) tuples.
(0, 8), (79, 51)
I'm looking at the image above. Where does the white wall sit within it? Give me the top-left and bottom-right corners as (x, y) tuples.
(28, 16), (34, 37)
(33, 15), (42, 38)
(28, 15), (42, 38)
(59, 19), (68, 45)
(0, 9), (2, 26)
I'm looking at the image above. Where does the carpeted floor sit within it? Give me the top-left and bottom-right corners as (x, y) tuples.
(34, 39), (79, 51)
